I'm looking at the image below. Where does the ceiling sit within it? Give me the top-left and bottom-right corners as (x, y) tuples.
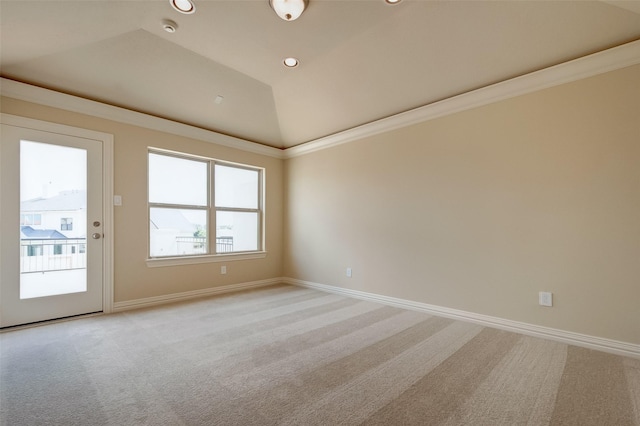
(1, 1), (640, 149)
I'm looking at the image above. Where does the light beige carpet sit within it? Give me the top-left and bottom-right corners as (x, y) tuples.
(1, 284), (639, 425)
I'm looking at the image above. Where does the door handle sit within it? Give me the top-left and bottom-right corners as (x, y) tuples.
(92, 233), (102, 239)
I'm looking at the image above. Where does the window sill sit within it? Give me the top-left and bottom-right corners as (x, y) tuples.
(146, 251), (267, 268)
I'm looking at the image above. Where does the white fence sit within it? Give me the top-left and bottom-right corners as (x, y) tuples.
(20, 238), (87, 273)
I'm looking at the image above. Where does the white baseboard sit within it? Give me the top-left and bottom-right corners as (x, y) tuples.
(113, 278), (282, 312)
(283, 277), (640, 359)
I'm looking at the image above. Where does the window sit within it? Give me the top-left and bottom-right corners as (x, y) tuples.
(53, 244), (63, 255)
(61, 218), (73, 231)
(20, 213), (42, 226)
(215, 164), (260, 252)
(148, 150), (263, 258)
(27, 245), (43, 257)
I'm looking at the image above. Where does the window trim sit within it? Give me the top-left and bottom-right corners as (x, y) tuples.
(147, 148), (265, 264)
(146, 251), (267, 268)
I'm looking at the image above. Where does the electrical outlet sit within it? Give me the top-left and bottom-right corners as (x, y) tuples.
(346, 267), (352, 278)
(539, 291), (553, 307)
(221, 265), (227, 275)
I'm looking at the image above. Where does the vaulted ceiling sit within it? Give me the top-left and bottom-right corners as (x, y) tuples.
(1, 1), (640, 149)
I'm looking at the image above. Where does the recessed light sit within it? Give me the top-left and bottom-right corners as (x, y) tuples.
(170, 0), (195, 14)
(283, 57), (299, 68)
(162, 19), (178, 33)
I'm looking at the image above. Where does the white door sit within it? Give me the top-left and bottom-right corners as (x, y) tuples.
(1, 121), (105, 327)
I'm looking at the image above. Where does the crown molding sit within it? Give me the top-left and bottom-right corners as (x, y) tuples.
(2, 39), (638, 161)
(0, 78), (285, 159)
(284, 39), (640, 159)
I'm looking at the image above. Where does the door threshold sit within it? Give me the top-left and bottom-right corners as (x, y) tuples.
(0, 311), (104, 332)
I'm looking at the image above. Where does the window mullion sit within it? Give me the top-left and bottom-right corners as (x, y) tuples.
(148, 202), (208, 210)
(209, 160), (215, 255)
(215, 207), (259, 214)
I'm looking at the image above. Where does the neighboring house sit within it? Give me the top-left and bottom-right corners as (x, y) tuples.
(20, 190), (87, 273)
(149, 208), (204, 256)
(20, 190), (87, 239)
(149, 209), (233, 256)
(20, 226), (67, 240)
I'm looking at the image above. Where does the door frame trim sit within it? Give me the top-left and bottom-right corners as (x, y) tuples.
(1, 113), (114, 314)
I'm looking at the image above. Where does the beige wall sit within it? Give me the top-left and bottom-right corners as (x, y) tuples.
(284, 64), (640, 345)
(1, 97), (284, 303)
(2, 63), (638, 345)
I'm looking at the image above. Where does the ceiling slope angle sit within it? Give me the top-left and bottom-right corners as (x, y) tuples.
(1, 28), (283, 145)
(1, 0), (640, 149)
(271, 0), (640, 146)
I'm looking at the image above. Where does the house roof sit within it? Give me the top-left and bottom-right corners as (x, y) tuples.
(150, 209), (198, 233)
(21, 190), (86, 212)
(1, 1), (639, 148)
(20, 226), (67, 240)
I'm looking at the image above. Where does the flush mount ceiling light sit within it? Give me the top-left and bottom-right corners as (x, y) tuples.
(269, 0), (308, 21)
(170, 0), (195, 14)
(283, 57), (299, 68)
(385, 0), (401, 4)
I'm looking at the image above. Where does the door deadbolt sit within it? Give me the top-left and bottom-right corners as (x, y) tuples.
(93, 221), (101, 227)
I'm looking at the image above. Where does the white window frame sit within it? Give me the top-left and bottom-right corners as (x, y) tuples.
(146, 148), (266, 267)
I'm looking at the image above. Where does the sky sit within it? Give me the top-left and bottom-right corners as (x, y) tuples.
(20, 140), (87, 201)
